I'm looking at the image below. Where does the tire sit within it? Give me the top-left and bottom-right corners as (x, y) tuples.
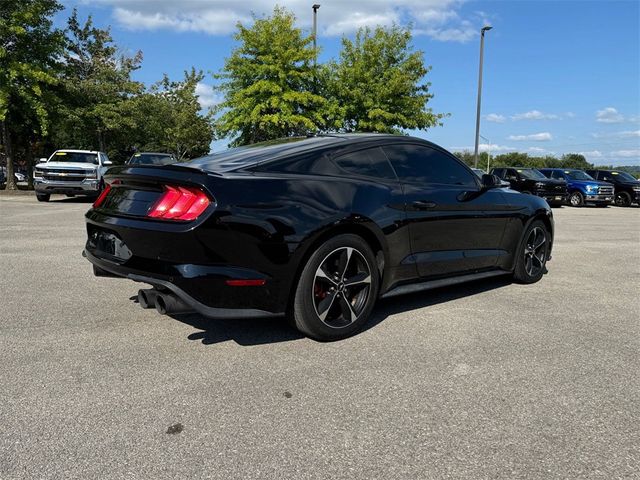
(291, 234), (380, 341)
(513, 220), (550, 284)
(569, 191), (584, 207)
(36, 193), (50, 202)
(614, 191), (631, 207)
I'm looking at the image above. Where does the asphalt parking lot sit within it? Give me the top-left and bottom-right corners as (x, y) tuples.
(0, 193), (638, 479)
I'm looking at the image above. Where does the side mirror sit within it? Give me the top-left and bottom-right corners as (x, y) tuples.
(481, 174), (503, 189)
(38, 158), (47, 163)
(103, 160), (113, 166)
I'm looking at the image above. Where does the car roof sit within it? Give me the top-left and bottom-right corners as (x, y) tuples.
(54, 149), (101, 154)
(133, 152), (173, 156)
(183, 133), (438, 173)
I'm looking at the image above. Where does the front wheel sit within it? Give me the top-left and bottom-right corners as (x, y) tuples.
(291, 234), (380, 341)
(513, 220), (550, 284)
(36, 193), (50, 202)
(569, 191), (584, 207)
(614, 192), (631, 207)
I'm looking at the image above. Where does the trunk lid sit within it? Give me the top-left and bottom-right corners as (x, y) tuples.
(96, 165), (217, 219)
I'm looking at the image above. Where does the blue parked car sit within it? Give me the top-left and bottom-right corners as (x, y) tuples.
(539, 168), (614, 207)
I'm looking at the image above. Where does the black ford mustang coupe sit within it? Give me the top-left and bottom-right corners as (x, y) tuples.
(84, 134), (553, 340)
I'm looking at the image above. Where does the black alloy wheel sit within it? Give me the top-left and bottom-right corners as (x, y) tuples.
(312, 247), (372, 329)
(614, 192), (631, 207)
(513, 221), (549, 284)
(292, 234), (379, 341)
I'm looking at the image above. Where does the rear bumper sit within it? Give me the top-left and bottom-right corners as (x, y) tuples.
(84, 248), (282, 319)
(35, 179), (100, 195)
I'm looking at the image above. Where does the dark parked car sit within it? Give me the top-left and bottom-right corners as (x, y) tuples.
(539, 168), (613, 207)
(490, 167), (568, 206)
(585, 169), (640, 207)
(84, 134), (554, 341)
(127, 152), (177, 166)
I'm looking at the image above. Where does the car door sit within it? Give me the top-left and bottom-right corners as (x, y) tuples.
(332, 146), (416, 287)
(382, 143), (508, 278)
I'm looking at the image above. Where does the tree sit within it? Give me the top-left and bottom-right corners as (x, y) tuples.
(214, 6), (336, 146)
(133, 69), (214, 159)
(559, 153), (591, 169)
(0, 0), (63, 190)
(327, 25), (447, 133)
(50, 9), (143, 162)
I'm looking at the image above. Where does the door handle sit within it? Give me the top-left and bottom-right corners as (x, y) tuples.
(412, 200), (437, 210)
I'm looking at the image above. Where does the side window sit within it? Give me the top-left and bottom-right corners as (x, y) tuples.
(492, 168), (504, 178)
(383, 144), (476, 187)
(506, 169), (518, 179)
(551, 171), (564, 180)
(333, 147), (396, 180)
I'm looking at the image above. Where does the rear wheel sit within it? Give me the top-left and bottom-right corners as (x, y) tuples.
(569, 191), (584, 207)
(291, 234), (379, 341)
(614, 191), (631, 207)
(36, 193), (50, 202)
(513, 220), (549, 284)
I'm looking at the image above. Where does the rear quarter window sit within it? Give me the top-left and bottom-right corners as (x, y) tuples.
(333, 147), (396, 180)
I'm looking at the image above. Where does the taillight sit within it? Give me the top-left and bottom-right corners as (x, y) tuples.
(93, 183), (112, 208)
(148, 185), (211, 221)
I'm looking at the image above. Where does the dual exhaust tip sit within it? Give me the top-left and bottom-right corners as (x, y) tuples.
(137, 288), (193, 315)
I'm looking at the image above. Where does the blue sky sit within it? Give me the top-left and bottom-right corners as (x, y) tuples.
(59, 1), (640, 165)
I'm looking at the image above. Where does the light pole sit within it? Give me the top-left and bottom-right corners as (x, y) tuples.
(312, 4), (320, 63)
(473, 25), (492, 168)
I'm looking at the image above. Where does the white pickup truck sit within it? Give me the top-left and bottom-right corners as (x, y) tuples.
(33, 150), (113, 202)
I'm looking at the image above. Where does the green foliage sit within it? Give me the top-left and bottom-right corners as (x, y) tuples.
(133, 69), (214, 160)
(327, 24), (447, 133)
(454, 150), (597, 171)
(214, 6), (334, 146)
(49, 9), (144, 162)
(0, 0), (64, 189)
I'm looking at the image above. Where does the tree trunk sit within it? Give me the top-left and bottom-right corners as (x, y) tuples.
(1, 120), (18, 191)
(98, 130), (106, 152)
(26, 142), (34, 190)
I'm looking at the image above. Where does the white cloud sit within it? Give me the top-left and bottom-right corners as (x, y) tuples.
(565, 112), (576, 118)
(195, 82), (222, 109)
(478, 143), (514, 152)
(113, 6), (249, 35)
(578, 150), (604, 159)
(508, 132), (553, 141)
(485, 113), (506, 123)
(511, 110), (560, 121)
(611, 149), (640, 158)
(591, 130), (640, 139)
(596, 107), (624, 124)
(528, 147), (547, 153)
(93, 0), (486, 42)
(452, 144), (515, 152)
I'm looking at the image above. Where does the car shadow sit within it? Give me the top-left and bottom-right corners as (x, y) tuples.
(166, 275), (513, 346)
(51, 196), (95, 203)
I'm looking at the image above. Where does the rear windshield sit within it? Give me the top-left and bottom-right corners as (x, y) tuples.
(517, 169), (546, 180)
(129, 154), (175, 165)
(51, 152), (98, 164)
